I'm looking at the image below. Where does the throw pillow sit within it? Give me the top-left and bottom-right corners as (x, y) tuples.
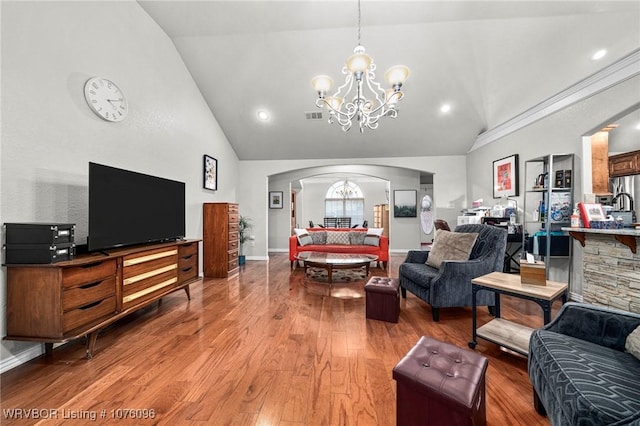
(294, 228), (313, 247)
(309, 231), (327, 245)
(349, 231), (366, 245)
(363, 235), (380, 246)
(367, 228), (384, 237)
(426, 230), (479, 269)
(326, 231), (350, 245)
(626, 325), (640, 361)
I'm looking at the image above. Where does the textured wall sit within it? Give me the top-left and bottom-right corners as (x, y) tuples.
(581, 234), (640, 313)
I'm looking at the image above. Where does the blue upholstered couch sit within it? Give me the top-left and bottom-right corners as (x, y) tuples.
(528, 302), (640, 425)
(398, 224), (507, 321)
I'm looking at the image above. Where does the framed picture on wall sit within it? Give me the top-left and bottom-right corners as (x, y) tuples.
(203, 155), (217, 191)
(493, 154), (519, 198)
(269, 191), (283, 209)
(394, 190), (417, 217)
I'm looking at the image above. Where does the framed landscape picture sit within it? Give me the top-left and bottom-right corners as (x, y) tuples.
(394, 190), (417, 217)
(493, 154), (519, 198)
(203, 155), (217, 191)
(269, 191), (283, 209)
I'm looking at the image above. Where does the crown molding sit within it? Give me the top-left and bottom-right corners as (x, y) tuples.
(468, 49), (640, 152)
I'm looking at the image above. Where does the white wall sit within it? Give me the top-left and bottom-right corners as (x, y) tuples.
(240, 158), (467, 255)
(466, 75), (640, 296)
(0, 1), (239, 371)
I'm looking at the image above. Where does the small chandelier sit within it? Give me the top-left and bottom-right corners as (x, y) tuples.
(311, 0), (409, 133)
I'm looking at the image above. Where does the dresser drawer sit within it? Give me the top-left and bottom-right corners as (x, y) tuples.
(63, 296), (116, 332)
(229, 249), (238, 261)
(178, 250), (198, 283)
(228, 238), (239, 251)
(229, 231), (238, 243)
(179, 242), (198, 257)
(228, 258), (239, 272)
(62, 260), (117, 289)
(228, 204), (239, 214)
(229, 213), (239, 224)
(178, 264), (198, 283)
(63, 277), (116, 311)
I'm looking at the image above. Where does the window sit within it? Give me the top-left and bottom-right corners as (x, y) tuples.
(325, 180), (364, 225)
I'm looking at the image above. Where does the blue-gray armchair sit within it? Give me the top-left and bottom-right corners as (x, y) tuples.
(528, 302), (640, 425)
(398, 224), (507, 321)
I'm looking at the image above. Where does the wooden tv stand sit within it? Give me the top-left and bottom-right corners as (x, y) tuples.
(4, 239), (200, 359)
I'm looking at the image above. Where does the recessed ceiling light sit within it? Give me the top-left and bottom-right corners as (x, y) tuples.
(635, 122), (640, 131)
(440, 104), (451, 113)
(257, 110), (270, 121)
(592, 49), (607, 60)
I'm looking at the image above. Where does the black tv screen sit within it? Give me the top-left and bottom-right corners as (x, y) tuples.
(88, 162), (185, 252)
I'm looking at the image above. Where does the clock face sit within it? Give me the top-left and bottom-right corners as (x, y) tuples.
(84, 77), (128, 122)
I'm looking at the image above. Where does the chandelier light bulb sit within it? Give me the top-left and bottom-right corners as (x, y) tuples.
(346, 46), (373, 74)
(311, 75), (333, 95)
(385, 88), (402, 105)
(385, 65), (410, 87)
(325, 96), (344, 111)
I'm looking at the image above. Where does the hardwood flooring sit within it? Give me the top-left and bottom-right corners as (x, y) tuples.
(1, 253), (554, 425)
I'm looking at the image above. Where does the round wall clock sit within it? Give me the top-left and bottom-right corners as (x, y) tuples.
(83, 77), (128, 122)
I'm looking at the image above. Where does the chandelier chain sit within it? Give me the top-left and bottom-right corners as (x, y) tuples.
(357, 0), (361, 46)
(311, 0), (409, 133)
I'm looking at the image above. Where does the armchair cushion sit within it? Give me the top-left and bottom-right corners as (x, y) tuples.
(426, 230), (478, 269)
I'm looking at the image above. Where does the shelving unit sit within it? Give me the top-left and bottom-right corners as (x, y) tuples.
(523, 154), (574, 282)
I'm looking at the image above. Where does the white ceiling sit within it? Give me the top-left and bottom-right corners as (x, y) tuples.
(138, 1), (640, 161)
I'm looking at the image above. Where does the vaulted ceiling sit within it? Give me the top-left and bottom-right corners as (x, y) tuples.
(138, 1), (640, 161)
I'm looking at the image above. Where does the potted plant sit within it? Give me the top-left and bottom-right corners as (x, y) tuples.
(238, 215), (253, 265)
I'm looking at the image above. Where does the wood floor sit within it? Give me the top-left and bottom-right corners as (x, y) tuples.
(1, 253), (555, 425)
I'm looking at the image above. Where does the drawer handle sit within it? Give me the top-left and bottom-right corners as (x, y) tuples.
(182, 255), (193, 260)
(79, 280), (102, 289)
(78, 300), (103, 310)
(181, 266), (193, 273)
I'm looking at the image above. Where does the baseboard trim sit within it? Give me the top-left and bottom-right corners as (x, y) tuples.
(0, 344), (44, 374)
(569, 292), (583, 303)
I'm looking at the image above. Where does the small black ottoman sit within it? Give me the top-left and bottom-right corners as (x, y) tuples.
(393, 336), (488, 426)
(365, 276), (400, 323)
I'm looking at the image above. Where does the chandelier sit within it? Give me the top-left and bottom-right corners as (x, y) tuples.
(311, 0), (409, 133)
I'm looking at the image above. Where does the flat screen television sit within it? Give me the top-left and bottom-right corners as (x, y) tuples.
(88, 162), (185, 252)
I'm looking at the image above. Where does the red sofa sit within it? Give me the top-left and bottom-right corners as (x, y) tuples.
(289, 227), (389, 269)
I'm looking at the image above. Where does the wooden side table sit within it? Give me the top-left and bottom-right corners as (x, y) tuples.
(468, 272), (567, 356)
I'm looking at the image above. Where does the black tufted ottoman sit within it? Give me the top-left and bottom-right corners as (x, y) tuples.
(393, 336), (488, 426)
(365, 276), (400, 323)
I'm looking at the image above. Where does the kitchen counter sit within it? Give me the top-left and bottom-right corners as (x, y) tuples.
(564, 226), (640, 313)
(562, 227), (640, 253)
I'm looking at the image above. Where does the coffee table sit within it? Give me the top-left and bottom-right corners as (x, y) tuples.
(295, 252), (378, 284)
